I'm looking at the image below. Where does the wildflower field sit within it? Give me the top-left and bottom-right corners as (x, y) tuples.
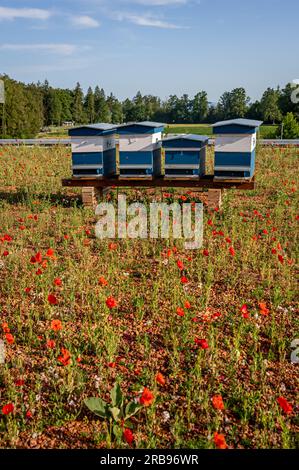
(0, 145), (298, 449)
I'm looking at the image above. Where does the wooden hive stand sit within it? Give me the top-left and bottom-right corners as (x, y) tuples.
(207, 189), (222, 210)
(63, 176), (254, 210)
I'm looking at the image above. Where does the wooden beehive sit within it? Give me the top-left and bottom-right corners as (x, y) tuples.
(212, 118), (263, 180)
(162, 134), (209, 178)
(116, 121), (165, 178)
(69, 124), (117, 178)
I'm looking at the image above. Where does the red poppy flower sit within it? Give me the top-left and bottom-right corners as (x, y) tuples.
(278, 254), (284, 264)
(24, 287), (31, 293)
(58, 347), (71, 366)
(15, 379), (25, 387)
(46, 339), (56, 349)
(184, 301), (191, 309)
(214, 432), (227, 449)
(213, 312), (222, 319)
(51, 319), (62, 332)
(63, 234), (69, 240)
(156, 372), (166, 386)
(212, 395), (225, 410)
(35, 268), (43, 276)
(207, 219), (213, 226)
(277, 396), (293, 415)
(45, 248), (55, 258)
(240, 304), (249, 319)
(30, 256), (37, 264)
(5, 333), (14, 344)
(180, 276), (188, 284)
(2, 403), (14, 415)
(98, 276), (108, 286)
(177, 260), (184, 270)
(195, 338), (209, 349)
(2, 250), (9, 256)
(259, 302), (270, 316)
(140, 387), (154, 406)
(48, 294), (58, 305)
(54, 278), (62, 287)
(203, 249), (209, 257)
(2, 322), (10, 333)
(176, 307), (185, 317)
(106, 296), (118, 309)
(229, 246), (236, 257)
(26, 410), (33, 419)
(35, 252), (42, 263)
(108, 242), (117, 251)
(123, 428), (134, 445)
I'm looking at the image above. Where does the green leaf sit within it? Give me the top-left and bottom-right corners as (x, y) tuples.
(84, 397), (108, 418)
(110, 382), (123, 408)
(109, 406), (121, 422)
(112, 424), (123, 439)
(125, 401), (142, 420)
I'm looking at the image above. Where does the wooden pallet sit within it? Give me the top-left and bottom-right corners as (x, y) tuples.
(62, 176), (255, 210)
(62, 175), (255, 190)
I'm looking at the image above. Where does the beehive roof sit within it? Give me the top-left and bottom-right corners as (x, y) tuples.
(212, 118), (263, 128)
(71, 123), (116, 131)
(162, 134), (209, 143)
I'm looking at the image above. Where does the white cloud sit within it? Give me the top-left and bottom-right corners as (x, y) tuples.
(0, 44), (78, 55)
(71, 15), (100, 28)
(115, 12), (184, 28)
(0, 7), (51, 21)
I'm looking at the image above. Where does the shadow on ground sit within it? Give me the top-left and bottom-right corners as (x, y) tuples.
(0, 189), (83, 208)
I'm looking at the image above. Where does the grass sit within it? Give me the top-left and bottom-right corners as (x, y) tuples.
(166, 124), (279, 139)
(0, 145), (298, 449)
(37, 124), (280, 139)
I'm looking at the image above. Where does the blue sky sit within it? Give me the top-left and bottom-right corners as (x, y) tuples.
(0, 0), (298, 102)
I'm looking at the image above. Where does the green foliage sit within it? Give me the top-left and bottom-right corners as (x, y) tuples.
(84, 382), (142, 439)
(1, 73), (299, 138)
(94, 86), (111, 122)
(84, 382), (142, 424)
(279, 112), (299, 139)
(84, 86), (95, 123)
(279, 83), (299, 120)
(192, 91), (208, 123)
(0, 75), (43, 138)
(72, 82), (85, 124)
(217, 87), (250, 120)
(260, 87), (282, 124)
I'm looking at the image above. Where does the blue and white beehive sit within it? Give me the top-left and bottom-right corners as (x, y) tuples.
(117, 121), (165, 177)
(212, 118), (263, 180)
(69, 124), (117, 177)
(162, 134), (209, 178)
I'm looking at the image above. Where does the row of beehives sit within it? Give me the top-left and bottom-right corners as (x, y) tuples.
(69, 119), (263, 180)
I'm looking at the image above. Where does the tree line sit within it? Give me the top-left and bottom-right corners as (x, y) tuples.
(0, 74), (299, 138)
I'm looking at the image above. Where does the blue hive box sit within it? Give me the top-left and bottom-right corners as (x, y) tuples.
(162, 134), (209, 178)
(212, 118), (263, 180)
(117, 121), (165, 177)
(69, 124), (117, 177)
